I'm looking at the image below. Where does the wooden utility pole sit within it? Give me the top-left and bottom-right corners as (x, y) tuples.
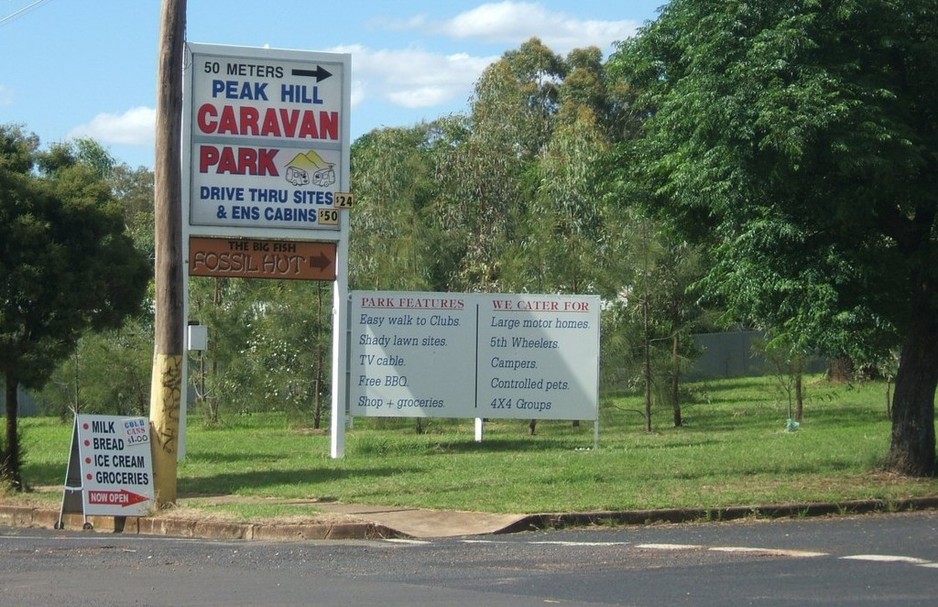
(149, 0), (186, 506)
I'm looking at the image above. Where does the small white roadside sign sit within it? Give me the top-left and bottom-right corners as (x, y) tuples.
(74, 414), (155, 517)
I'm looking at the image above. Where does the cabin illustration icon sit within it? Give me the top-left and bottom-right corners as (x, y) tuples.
(285, 150), (335, 187)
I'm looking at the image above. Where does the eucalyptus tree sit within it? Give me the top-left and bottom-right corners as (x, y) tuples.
(597, 213), (704, 431)
(349, 125), (441, 291)
(187, 276), (257, 421)
(509, 47), (609, 294)
(446, 38), (566, 291)
(609, 0), (938, 474)
(111, 163), (156, 257)
(38, 316), (153, 419)
(240, 280), (333, 428)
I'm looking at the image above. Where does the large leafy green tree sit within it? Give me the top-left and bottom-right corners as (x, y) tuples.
(0, 126), (150, 487)
(609, 0), (938, 474)
(38, 151), (156, 420)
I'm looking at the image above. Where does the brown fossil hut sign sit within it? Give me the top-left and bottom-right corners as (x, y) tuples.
(188, 236), (336, 280)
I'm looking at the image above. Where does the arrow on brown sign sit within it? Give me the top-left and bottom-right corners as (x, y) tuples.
(310, 252), (332, 270)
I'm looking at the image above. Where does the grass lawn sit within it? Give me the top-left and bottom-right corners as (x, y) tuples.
(11, 375), (938, 521)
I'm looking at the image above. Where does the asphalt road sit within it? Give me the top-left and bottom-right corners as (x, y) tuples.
(2, 510), (937, 606)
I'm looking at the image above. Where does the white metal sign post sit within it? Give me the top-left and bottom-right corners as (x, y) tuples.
(182, 43), (351, 458)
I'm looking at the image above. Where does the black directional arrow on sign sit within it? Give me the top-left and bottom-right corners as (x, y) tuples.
(292, 66), (333, 82)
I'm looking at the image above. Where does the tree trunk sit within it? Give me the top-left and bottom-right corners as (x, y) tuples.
(72, 350), (81, 414)
(207, 278), (221, 423)
(3, 375), (23, 490)
(827, 357), (854, 383)
(887, 314), (938, 476)
(795, 370), (804, 423)
(885, 380), (892, 420)
(643, 298), (653, 433)
(671, 333), (682, 427)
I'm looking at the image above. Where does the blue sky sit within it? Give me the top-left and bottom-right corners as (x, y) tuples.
(1, 1), (664, 168)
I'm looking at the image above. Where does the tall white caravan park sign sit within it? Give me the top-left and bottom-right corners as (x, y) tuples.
(185, 43), (351, 235)
(182, 43), (351, 457)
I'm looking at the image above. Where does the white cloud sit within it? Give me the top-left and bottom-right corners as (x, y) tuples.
(372, 13), (429, 32)
(349, 79), (367, 109)
(335, 2), (638, 114)
(436, 1), (639, 54)
(0, 84), (12, 106)
(387, 86), (457, 109)
(332, 44), (495, 110)
(68, 106), (155, 146)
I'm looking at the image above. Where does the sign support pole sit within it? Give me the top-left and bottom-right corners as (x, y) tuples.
(330, 51), (352, 459)
(330, 236), (349, 458)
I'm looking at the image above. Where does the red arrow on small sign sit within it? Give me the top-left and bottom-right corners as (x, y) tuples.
(87, 489), (149, 507)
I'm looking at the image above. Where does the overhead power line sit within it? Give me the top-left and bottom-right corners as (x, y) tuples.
(0, 0), (54, 28)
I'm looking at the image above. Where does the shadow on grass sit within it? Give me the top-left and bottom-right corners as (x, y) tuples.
(422, 437), (592, 454)
(23, 462), (69, 488)
(183, 451), (309, 465)
(807, 408), (890, 426)
(178, 465), (424, 497)
(624, 459), (863, 483)
(626, 438), (724, 450)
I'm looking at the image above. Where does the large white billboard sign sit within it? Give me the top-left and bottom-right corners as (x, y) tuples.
(350, 292), (600, 421)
